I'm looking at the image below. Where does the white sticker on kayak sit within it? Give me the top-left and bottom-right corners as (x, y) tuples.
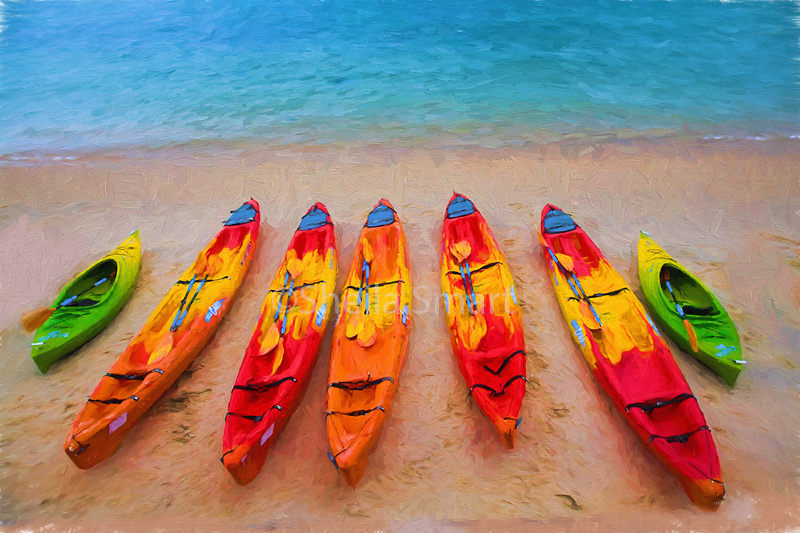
(109, 412), (127, 434)
(261, 424), (275, 446)
(571, 320), (586, 348)
(316, 303), (327, 327)
(205, 299), (225, 322)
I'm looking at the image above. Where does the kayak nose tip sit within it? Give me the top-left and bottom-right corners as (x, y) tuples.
(298, 203), (332, 230)
(445, 193), (475, 219)
(541, 205), (577, 234)
(365, 200), (397, 228)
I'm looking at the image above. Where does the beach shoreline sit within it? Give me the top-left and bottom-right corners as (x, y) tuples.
(1, 137), (798, 532)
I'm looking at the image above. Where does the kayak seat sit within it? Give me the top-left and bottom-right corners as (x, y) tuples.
(104, 368), (164, 381)
(328, 376), (394, 391)
(483, 349), (526, 376)
(471, 374), (527, 397)
(681, 305), (715, 316)
(625, 393), (695, 414)
(325, 405), (386, 418)
(235, 376), (297, 393)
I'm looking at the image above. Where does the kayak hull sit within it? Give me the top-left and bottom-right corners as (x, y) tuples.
(638, 233), (744, 387)
(223, 203), (338, 485)
(440, 194), (526, 448)
(65, 200), (260, 469)
(539, 205), (724, 510)
(325, 199), (412, 487)
(31, 231), (142, 373)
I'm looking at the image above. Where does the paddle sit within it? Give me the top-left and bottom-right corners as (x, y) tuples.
(22, 275), (113, 332)
(538, 232), (602, 330)
(450, 241), (477, 314)
(149, 250), (224, 364)
(663, 269), (699, 353)
(262, 255), (305, 355)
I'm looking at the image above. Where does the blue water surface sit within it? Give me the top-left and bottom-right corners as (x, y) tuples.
(0, 0), (798, 153)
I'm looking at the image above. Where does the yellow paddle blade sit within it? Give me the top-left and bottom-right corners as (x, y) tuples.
(684, 319), (699, 353)
(463, 313), (486, 351)
(194, 250), (209, 275)
(362, 238), (374, 263)
(286, 256), (303, 280)
(345, 312), (365, 339)
(270, 338), (285, 374)
(148, 331), (174, 365)
(555, 253), (575, 273)
(450, 241), (472, 263)
(21, 307), (55, 333)
(580, 300), (602, 331)
(259, 322), (281, 355)
(537, 232), (547, 248)
(207, 255), (224, 276)
(356, 318), (377, 348)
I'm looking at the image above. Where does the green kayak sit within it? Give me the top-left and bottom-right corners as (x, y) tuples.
(28, 231), (142, 373)
(637, 232), (745, 387)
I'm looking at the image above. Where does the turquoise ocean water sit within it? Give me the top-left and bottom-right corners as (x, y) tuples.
(0, 0), (798, 154)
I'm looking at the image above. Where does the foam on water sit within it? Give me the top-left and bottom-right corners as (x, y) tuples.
(0, 0), (798, 153)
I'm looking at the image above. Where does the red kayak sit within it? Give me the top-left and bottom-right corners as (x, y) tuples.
(222, 203), (338, 485)
(539, 204), (724, 510)
(440, 194), (526, 448)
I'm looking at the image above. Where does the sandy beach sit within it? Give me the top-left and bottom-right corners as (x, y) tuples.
(1, 137), (798, 532)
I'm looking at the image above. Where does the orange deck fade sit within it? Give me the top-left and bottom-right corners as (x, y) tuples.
(65, 200), (260, 470)
(223, 203), (338, 485)
(325, 199), (412, 487)
(440, 194), (527, 449)
(539, 204), (724, 510)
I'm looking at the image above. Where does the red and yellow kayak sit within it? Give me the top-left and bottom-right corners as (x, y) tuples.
(65, 200), (260, 469)
(223, 203), (338, 485)
(440, 194), (526, 448)
(539, 204), (724, 510)
(325, 199), (412, 487)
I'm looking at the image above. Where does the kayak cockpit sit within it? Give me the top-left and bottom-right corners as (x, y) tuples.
(59, 259), (118, 308)
(659, 266), (717, 317)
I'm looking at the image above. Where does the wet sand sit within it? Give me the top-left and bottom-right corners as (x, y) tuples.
(0, 138), (798, 532)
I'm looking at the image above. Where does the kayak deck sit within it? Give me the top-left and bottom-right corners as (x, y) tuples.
(223, 203), (337, 485)
(540, 205), (724, 510)
(440, 193), (526, 448)
(325, 199), (412, 487)
(65, 200), (259, 469)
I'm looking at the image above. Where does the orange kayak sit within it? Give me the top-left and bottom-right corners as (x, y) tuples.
(223, 203), (338, 485)
(325, 199), (412, 487)
(65, 200), (260, 469)
(440, 194), (526, 448)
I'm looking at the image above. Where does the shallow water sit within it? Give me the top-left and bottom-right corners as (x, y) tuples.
(1, 0), (799, 153)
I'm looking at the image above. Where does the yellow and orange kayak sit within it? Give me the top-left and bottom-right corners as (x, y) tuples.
(223, 203), (338, 485)
(325, 199), (412, 487)
(65, 200), (260, 469)
(440, 194), (526, 448)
